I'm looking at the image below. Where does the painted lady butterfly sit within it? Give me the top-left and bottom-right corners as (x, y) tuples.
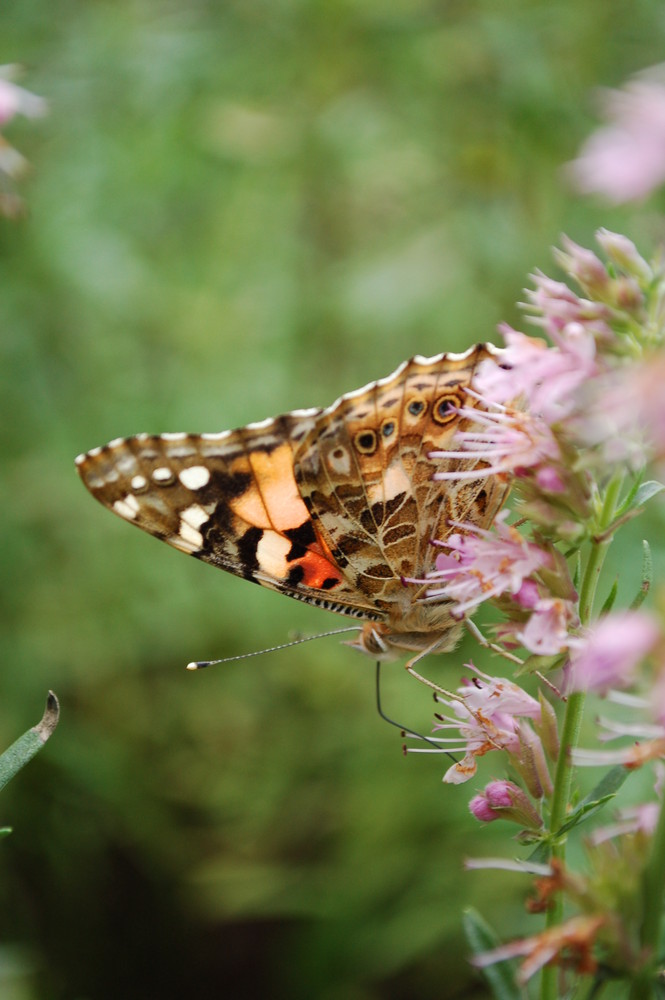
(75, 344), (508, 664)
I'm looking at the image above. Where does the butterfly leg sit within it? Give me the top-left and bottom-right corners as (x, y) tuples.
(403, 639), (456, 697)
(463, 618), (524, 666)
(464, 620), (565, 700)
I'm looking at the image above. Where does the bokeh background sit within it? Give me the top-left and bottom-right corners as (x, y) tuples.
(3, 2), (665, 998)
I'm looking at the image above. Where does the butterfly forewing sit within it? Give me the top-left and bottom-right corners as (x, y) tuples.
(76, 418), (385, 621)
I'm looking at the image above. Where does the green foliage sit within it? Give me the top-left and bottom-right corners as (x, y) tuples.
(3, 2), (665, 998)
(0, 693), (58, 794)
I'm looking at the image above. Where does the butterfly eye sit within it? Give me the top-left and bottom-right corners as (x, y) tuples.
(407, 399), (425, 417)
(381, 420), (395, 438)
(354, 429), (378, 455)
(433, 392), (462, 425)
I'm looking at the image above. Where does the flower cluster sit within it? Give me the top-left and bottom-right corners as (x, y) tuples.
(410, 231), (665, 994)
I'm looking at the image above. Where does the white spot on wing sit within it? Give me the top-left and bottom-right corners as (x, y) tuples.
(201, 430), (232, 442)
(367, 464), (411, 504)
(289, 407), (320, 418)
(180, 504), (209, 530)
(256, 531), (291, 579)
(113, 495), (140, 520)
(178, 465), (211, 490)
(246, 417), (274, 431)
(169, 534), (202, 554)
(152, 467), (174, 483)
(161, 432), (188, 441)
(178, 522), (204, 549)
(131, 475), (148, 491)
(326, 446), (351, 476)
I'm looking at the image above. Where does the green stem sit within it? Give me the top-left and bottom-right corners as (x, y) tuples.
(541, 478), (622, 1000)
(630, 785), (665, 999)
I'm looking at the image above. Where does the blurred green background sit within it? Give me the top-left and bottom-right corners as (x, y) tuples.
(3, 2), (665, 998)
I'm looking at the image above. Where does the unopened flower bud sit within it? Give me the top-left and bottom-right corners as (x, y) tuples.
(555, 237), (610, 297)
(514, 721), (553, 798)
(469, 780), (543, 829)
(596, 228), (653, 284)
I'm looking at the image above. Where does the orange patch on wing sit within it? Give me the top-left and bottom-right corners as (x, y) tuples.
(229, 445), (311, 532)
(228, 445), (344, 591)
(256, 530), (343, 589)
(297, 549), (344, 589)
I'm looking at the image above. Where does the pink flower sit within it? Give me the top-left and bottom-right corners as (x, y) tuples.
(430, 666), (542, 784)
(524, 271), (613, 340)
(432, 403), (562, 482)
(568, 611), (660, 694)
(515, 598), (578, 656)
(568, 65), (665, 203)
(423, 511), (551, 615)
(469, 779), (543, 829)
(474, 322), (598, 425)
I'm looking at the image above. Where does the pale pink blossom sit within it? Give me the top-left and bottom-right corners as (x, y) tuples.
(568, 65), (665, 203)
(515, 598), (578, 656)
(474, 322), (598, 424)
(423, 512), (551, 615)
(430, 666), (542, 784)
(595, 228), (653, 284)
(567, 611), (660, 694)
(553, 237), (611, 297)
(523, 271), (613, 340)
(571, 366), (653, 469)
(432, 403), (561, 482)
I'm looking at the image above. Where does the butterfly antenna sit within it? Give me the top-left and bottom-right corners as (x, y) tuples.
(374, 662), (457, 761)
(186, 627), (360, 669)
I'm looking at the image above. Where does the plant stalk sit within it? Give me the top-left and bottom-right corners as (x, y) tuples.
(540, 477), (621, 1000)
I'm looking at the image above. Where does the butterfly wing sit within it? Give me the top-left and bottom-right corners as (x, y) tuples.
(75, 415), (387, 623)
(76, 345), (508, 642)
(293, 344), (509, 623)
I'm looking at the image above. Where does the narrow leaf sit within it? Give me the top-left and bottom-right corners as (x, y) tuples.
(0, 692), (59, 792)
(634, 480), (665, 507)
(599, 577), (619, 616)
(554, 766), (630, 837)
(615, 470), (645, 516)
(463, 908), (521, 1000)
(556, 794), (617, 835)
(630, 540), (652, 610)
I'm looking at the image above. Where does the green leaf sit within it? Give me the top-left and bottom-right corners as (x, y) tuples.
(463, 908), (521, 1000)
(630, 540), (652, 610)
(634, 480), (665, 507)
(599, 577), (619, 616)
(0, 692), (59, 793)
(554, 766), (631, 837)
(615, 471), (645, 516)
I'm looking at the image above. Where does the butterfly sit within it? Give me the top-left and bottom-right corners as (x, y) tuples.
(75, 343), (509, 665)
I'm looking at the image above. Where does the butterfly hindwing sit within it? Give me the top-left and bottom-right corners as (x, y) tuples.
(293, 345), (508, 607)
